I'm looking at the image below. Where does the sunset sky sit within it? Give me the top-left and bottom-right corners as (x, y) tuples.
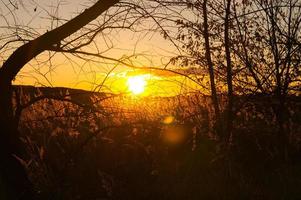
(0, 0), (204, 96)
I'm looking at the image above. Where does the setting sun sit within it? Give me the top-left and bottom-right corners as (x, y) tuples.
(127, 75), (147, 95)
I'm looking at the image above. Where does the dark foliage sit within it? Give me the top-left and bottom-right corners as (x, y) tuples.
(14, 86), (301, 200)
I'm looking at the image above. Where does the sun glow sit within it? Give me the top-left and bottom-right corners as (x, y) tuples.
(127, 75), (147, 95)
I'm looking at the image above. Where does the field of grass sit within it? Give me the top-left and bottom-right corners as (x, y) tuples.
(15, 85), (301, 200)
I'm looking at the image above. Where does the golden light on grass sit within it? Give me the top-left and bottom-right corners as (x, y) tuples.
(127, 75), (147, 95)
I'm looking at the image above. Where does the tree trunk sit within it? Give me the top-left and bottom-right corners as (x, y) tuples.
(0, 80), (34, 199)
(202, 0), (221, 135)
(268, 3), (288, 160)
(224, 0), (233, 144)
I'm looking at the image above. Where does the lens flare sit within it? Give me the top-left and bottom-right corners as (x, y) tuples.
(162, 125), (187, 144)
(163, 116), (175, 124)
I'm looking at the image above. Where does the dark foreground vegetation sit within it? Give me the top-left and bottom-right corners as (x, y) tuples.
(1, 0), (301, 199)
(10, 85), (301, 200)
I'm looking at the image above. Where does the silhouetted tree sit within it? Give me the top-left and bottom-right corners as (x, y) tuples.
(154, 0), (301, 144)
(0, 0), (119, 199)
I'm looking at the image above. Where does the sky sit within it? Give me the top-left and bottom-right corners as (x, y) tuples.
(0, 0), (204, 96)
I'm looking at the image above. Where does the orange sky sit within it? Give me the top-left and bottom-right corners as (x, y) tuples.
(1, 0), (205, 96)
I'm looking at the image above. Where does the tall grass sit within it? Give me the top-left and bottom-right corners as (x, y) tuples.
(16, 86), (301, 199)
